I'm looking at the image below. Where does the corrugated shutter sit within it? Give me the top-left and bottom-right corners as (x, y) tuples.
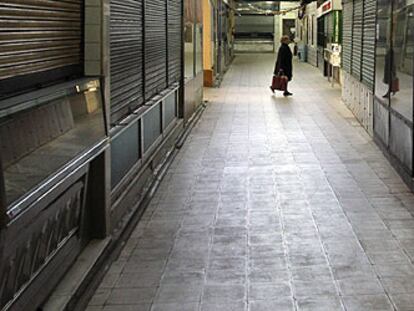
(167, 0), (182, 85)
(342, 1), (353, 73)
(0, 0), (83, 97)
(361, 0), (376, 90)
(145, 0), (167, 100)
(352, 0), (363, 80)
(110, 0), (144, 125)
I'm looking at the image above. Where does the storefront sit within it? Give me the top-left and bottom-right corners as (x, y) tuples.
(0, 1), (109, 309)
(297, 2), (318, 67)
(316, 0), (342, 82)
(342, 0), (377, 134)
(0, 0), (190, 309)
(184, 0), (204, 120)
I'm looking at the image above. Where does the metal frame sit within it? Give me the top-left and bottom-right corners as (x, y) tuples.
(110, 85), (180, 197)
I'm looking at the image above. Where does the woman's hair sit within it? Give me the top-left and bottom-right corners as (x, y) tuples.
(280, 35), (290, 44)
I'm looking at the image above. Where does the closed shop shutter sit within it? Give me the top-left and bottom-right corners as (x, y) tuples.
(145, 0), (167, 100)
(0, 0), (83, 98)
(167, 0), (182, 85)
(235, 15), (275, 38)
(110, 0), (144, 125)
(342, 1), (353, 73)
(352, 0), (363, 80)
(361, 0), (376, 90)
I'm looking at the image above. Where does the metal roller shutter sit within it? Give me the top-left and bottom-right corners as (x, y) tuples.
(110, 0), (144, 125)
(167, 0), (182, 85)
(361, 0), (376, 90)
(0, 0), (83, 98)
(342, 1), (353, 73)
(145, 0), (167, 100)
(352, 0), (363, 80)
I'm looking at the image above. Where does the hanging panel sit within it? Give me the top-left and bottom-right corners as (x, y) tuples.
(145, 0), (167, 100)
(167, 0), (182, 85)
(110, 0), (144, 125)
(342, 1), (353, 73)
(361, 0), (376, 90)
(0, 0), (83, 98)
(351, 0), (363, 80)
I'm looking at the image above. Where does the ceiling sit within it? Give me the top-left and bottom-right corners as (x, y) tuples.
(234, 1), (301, 15)
(235, 1), (280, 14)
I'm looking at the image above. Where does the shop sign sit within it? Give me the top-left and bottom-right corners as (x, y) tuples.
(317, 0), (332, 17)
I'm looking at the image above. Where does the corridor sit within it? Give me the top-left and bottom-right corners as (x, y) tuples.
(87, 55), (414, 311)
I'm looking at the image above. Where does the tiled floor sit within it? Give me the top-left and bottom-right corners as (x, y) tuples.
(87, 54), (414, 311)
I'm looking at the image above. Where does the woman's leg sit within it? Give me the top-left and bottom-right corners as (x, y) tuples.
(283, 82), (292, 96)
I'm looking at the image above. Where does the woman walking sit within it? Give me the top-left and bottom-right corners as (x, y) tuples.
(270, 35), (293, 96)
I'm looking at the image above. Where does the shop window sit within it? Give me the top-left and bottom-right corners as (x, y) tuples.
(375, 1), (413, 122)
(0, 79), (106, 206)
(391, 1), (413, 121)
(195, 1), (203, 74)
(375, 1), (392, 104)
(184, 0), (195, 79)
(374, 0), (414, 175)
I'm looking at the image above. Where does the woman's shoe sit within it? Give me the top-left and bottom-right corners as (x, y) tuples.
(283, 91), (293, 97)
(269, 86), (275, 94)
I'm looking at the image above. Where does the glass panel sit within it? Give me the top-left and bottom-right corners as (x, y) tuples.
(195, 0), (203, 74)
(111, 121), (140, 188)
(164, 92), (177, 129)
(390, 113), (413, 171)
(391, 1), (413, 122)
(375, 1), (392, 105)
(185, 0), (195, 79)
(143, 104), (162, 152)
(195, 25), (203, 74)
(0, 79), (106, 205)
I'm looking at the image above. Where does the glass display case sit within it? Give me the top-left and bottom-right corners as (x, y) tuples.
(374, 0), (414, 176)
(0, 78), (106, 209)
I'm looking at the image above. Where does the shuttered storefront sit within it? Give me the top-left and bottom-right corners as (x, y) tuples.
(167, 0), (182, 85)
(0, 0), (83, 98)
(145, 1), (167, 100)
(351, 0), (363, 80)
(110, 0), (144, 125)
(361, 0), (376, 90)
(342, 1), (353, 73)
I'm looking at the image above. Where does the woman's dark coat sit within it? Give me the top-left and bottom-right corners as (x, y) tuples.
(274, 43), (293, 81)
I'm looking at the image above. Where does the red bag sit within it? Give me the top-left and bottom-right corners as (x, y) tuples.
(391, 78), (400, 93)
(272, 74), (288, 92)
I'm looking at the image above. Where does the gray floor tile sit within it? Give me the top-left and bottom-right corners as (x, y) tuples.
(201, 301), (247, 311)
(87, 54), (414, 310)
(337, 277), (384, 296)
(103, 306), (150, 311)
(155, 283), (202, 303)
(248, 282), (292, 300)
(106, 288), (157, 305)
(202, 284), (245, 303)
(248, 297), (295, 311)
(296, 295), (344, 311)
(151, 302), (199, 311)
(390, 293), (414, 311)
(342, 294), (394, 311)
(292, 280), (338, 298)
